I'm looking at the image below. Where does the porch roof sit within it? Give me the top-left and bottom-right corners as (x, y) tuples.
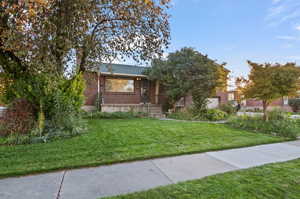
(92, 63), (149, 77)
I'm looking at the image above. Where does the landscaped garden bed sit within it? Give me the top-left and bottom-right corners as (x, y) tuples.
(104, 158), (300, 199)
(228, 109), (300, 138)
(0, 118), (287, 178)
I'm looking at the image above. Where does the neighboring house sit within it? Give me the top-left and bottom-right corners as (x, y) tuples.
(83, 63), (229, 114)
(175, 91), (229, 109)
(228, 90), (300, 112)
(243, 97), (296, 112)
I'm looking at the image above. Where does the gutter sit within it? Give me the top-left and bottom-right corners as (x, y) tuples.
(100, 72), (147, 78)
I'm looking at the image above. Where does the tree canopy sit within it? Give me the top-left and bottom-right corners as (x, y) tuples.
(0, 0), (171, 139)
(0, 0), (171, 77)
(146, 47), (227, 111)
(240, 61), (300, 120)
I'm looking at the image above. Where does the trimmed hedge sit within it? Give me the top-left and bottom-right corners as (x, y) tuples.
(168, 108), (228, 121)
(82, 111), (148, 119)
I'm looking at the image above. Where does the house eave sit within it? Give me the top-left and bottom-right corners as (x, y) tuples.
(100, 72), (147, 78)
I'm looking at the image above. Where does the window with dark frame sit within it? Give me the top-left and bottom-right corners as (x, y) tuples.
(105, 78), (134, 93)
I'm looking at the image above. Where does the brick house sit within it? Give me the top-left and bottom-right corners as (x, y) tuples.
(243, 97), (294, 112)
(228, 90), (300, 112)
(83, 64), (167, 115)
(83, 63), (229, 113)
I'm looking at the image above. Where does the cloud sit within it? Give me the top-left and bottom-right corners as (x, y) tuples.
(285, 56), (300, 60)
(296, 25), (300, 31)
(266, 0), (300, 27)
(272, 0), (282, 4)
(281, 43), (294, 48)
(276, 35), (300, 40)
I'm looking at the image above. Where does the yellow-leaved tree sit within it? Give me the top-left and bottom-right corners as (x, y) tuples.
(241, 61), (300, 120)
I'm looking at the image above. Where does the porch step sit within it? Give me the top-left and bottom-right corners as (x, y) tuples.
(145, 105), (164, 118)
(148, 110), (163, 114)
(100, 104), (164, 118)
(149, 113), (166, 119)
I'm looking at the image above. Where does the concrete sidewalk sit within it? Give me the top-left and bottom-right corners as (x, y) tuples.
(1, 141), (300, 199)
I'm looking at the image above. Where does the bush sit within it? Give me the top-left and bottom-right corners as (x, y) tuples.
(244, 108), (263, 113)
(3, 133), (31, 145)
(1, 73), (86, 144)
(267, 109), (288, 120)
(0, 122), (5, 135)
(219, 103), (237, 115)
(168, 108), (228, 121)
(0, 99), (36, 136)
(296, 119), (300, 127)
(289, 98), (300, 112)
(168, 110), (194, 120)
(227, 116), (298, 139)
(199, 109), (228, 121)
(82, 111), (148, 120)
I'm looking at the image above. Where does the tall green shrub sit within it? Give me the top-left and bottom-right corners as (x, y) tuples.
(219, 102), (237, 115)
(1, 72), (86, 141)
(289, 99), (300, 112)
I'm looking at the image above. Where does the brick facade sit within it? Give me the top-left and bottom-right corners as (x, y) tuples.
(245, 98), (292, 111)
(216, 90), (229, 105)
(228, 90), (294, 111)
(84, 72), (159, 105)
(84, 72), (230, 108)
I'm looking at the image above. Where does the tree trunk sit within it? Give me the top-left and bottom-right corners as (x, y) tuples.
(37, 103), (45, 137)
(172, 103), (176, 113)
(262, 100), (268, 121)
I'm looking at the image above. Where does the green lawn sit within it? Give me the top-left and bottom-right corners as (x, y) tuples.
(106, 158), (300, 199)
(0, 119), (288, 178)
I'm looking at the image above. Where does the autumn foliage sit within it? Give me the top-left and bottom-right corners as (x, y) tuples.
(239, 61), (300, 120)
(0, 0), (171, 139)
(0, 99), (35, 136)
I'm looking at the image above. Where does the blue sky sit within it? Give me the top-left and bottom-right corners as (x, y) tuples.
(167, 0), (300, 82)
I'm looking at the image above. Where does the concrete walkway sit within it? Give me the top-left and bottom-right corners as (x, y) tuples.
(1, 141), (300, 199)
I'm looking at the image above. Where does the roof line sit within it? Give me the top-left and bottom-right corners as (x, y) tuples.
(102, 63), (150, 68)
(100, 72), (147, 77)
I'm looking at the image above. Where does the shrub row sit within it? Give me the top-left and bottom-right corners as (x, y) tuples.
(168, 108), (228, 121)
(82, 111), (148, 120)
(227, 116), (299, 139)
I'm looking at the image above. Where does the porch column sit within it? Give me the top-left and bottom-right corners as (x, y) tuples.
(155, 80), (160, 104)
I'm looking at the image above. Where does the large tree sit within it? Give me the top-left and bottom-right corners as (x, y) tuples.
(0, 0), (171, 77)
(241, 61), (300, 120)
(146, 47), (225, 111)
(0, 0), (171, 136)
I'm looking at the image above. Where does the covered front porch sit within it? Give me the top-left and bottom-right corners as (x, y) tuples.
(83, 64), (165, 115)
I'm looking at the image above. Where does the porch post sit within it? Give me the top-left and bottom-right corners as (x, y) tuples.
(97, 70), (102, 110)
(155, 80), (160, 104)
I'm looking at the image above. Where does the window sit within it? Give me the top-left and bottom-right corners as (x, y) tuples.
(228, 93), (235, 101)
(105, 78), (134, 92)
(297, 91), (300, 99)
(283, 96), (289, 105)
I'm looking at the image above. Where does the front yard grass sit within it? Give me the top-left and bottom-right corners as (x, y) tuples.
(0, 118), (288, 178)
(106, 158), (300, 199)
